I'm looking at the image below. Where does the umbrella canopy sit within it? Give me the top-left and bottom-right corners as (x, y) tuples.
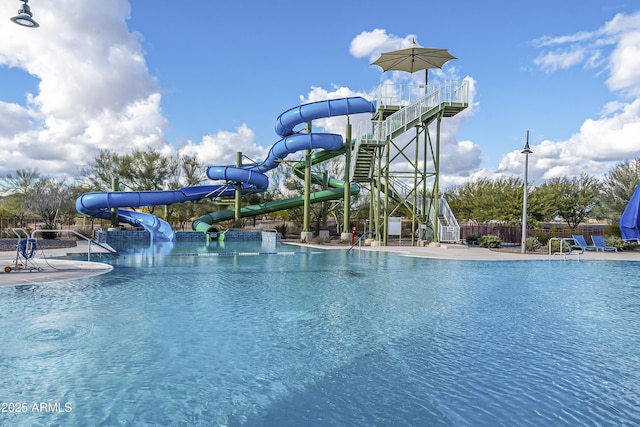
(371, 39), (456, 85)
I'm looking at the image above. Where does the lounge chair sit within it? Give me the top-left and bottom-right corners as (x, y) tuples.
(571, 234), (601, 252)
(591, 235), (618, 252)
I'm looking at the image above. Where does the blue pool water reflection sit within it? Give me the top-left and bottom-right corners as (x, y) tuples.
(1, 242), (639, 426)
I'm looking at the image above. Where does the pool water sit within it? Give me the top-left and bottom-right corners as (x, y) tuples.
(1, 242), (639, 426)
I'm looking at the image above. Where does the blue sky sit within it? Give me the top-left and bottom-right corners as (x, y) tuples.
(1, 0), (639, 190)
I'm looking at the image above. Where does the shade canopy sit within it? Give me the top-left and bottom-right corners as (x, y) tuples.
(371, 39), (456, 84)
(620, 182), (640, 242)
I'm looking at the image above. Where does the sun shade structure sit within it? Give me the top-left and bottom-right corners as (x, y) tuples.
(371, 38), (456, 85)
(10, 0), (39, 28)
(620, 183), (640, 242)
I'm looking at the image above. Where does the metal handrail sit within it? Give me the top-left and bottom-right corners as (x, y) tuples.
(347, 231), (380, 252)
(548, 237), (582, 259)
(355, 80), (469, 149)
(385, 177), (460, 242)
(27, 229), (119, 261)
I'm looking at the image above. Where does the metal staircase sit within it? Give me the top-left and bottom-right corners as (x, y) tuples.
(351, 142), (383, 182)
(350, 80), (469, 243)
(384, 177), (460, 242)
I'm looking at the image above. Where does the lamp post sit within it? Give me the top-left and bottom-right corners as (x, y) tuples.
(521, 130), (532, 254)
(10, 0), (39, 28)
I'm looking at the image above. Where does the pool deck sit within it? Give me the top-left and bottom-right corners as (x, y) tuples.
(292, 241), (640, 262)
(0, 242), (113, 287)
(1, 241), (637, 287)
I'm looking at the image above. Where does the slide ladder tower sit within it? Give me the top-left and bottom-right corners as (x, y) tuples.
(352, 80), (469, 244)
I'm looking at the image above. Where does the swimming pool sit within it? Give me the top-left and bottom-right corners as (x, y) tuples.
(1, 242), (639, 426)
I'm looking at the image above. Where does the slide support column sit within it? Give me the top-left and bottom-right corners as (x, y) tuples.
(110, 177), (119, 228)
(341, 121), (352, 241)
(234, 151), (242, 228)
(433, 114), (442, 244)
(301, 122), (313, 242)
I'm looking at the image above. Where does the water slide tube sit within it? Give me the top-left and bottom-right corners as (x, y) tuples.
(192, 97), (375, 232)
(75, 174), (267, 243)
(76, 97), (374, 242)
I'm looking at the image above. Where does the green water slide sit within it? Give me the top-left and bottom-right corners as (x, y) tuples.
(192, 145), (358, 231)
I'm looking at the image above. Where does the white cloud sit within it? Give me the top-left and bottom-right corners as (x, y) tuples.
(533, 48), (586, 73)
(492, 11), (640, 187)
(349, 29), (414, 62)
(607, 27), (640, 95)
(178, 124), (266, 168)
(0, 0), (168, 178)
(298, 85), (376, 140)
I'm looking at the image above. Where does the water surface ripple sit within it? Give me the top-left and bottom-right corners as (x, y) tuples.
(1, 245), (639, 426)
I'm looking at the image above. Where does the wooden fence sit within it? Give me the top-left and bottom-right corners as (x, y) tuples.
(460, 223), (607, 244)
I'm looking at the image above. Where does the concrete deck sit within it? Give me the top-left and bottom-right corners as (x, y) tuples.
(0, 242), (114, 287)
(291, 242), (640, 262)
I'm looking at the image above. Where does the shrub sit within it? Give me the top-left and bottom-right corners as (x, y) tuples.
(525, 236), (542, 252)
(466, 233), (482, 245)
(533, 233), (551, 247)
(605, 235), (630, 251)
(603, 223), (620, 237)
(274, 223), (288, 238)
(548, 239), (567, 253)
(479, 234), (501, 248)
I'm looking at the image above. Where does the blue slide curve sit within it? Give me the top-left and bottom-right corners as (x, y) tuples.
(76, 97), (375, 242)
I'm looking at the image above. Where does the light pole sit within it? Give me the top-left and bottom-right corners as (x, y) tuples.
(521, 130), (532, 254)
(10, 0), (39, 28)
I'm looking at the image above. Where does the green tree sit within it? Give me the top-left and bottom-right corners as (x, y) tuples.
(444, 177), (524, 224)
(541, 174), (599, 228)
(22, 178), (75, 233)
(79, 150), (122, 191)
(0, 168), (41, 194)
(0, 168), (44, 227)
(528, 182), (560, 222)
(597, 158), (640, 222)
(81, 148), (212, 221)
(81, 148), (196, 192)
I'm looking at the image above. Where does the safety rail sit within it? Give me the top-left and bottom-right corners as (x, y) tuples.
(357, 80), (470, 144)
(385, 177), (460, 243)
(373, 80), (469, 110)
(347, 232), (381, 252)
(24, 229), (119, 261)
(548, 237), (583, 260)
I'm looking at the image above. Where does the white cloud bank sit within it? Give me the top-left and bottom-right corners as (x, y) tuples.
(0, 0), (266, 179)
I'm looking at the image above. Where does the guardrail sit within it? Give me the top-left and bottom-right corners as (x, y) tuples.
(15, 228), (119, 261)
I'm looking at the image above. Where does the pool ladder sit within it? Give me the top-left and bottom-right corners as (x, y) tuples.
(347, 232), (380, 252)
(548, 237), (583, 260)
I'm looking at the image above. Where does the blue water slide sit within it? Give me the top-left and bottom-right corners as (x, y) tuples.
(193, 97), (375, 232)
(76, 97), (375, 242)
(275, 97), (375, 137)
(76, 156), (274, 243)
